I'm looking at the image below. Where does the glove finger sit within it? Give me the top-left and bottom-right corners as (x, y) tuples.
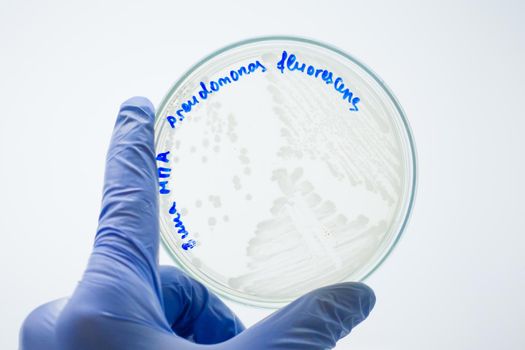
(222, 282), (375, 350)
(55, 99), (173, 345)
(160, 265), (245, 344)
(93, 96), (161, 292)
(20, 298), (68, 350)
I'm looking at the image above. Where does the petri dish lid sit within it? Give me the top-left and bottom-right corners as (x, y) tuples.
(155, 36), (417, 308)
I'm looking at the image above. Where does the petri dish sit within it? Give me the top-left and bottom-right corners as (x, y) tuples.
(155, 36), (417, 308)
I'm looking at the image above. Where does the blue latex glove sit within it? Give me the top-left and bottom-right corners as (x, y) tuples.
(19, 97), (376, 349)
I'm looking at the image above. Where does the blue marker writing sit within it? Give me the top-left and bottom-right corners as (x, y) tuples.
(157, 150), (197, 250)
(277, 50), (360, 111)
(169, 201), (189, 240)
(156, 151), (171, 194)
(182, 240), (197, 250)
(167, 60), (267, 128)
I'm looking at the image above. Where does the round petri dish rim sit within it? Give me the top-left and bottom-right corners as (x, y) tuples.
(155, 35), (418, 308)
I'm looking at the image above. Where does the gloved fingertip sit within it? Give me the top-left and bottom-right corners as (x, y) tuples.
(365, 284), (377, 314)
(228, 282), (376, 349)
(346, 281), (376, 316)
(333, 282), (376, 313)
(120, 96), (156, 120)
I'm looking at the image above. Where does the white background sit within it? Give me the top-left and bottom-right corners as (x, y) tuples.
(1, 1), (524, 349)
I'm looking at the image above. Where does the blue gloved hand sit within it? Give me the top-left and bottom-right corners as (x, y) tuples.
(19, 97), (376, 350)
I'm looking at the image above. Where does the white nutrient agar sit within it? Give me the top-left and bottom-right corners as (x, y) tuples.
(155, 37), (416, 308)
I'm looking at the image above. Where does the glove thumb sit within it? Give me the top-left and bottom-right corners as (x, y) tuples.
(223, 282), (375, 350)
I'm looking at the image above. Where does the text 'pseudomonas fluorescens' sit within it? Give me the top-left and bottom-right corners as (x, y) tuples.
(166, 50), (361, 129)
